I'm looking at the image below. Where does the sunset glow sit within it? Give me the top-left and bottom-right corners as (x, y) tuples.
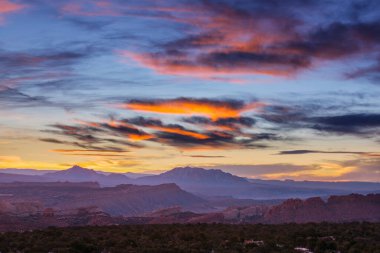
(0, 0), (379, 182)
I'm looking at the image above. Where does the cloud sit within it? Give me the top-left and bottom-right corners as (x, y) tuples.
(117, 0), (380, 80)
(50, 148), (129, 157)
(61, 1), (121, 17)
(0, 0), (25, 24)
(124, 117), (209, 140)
(51, 148), (127, 153)
(183, 116), (256, 131)
(0, 0), (24, 13)
(0, 88), (50, 107)
(186, 155), (225, 158)
(0, 88), (84, 110)
(120, 97), (264, 120)
(0, 46), (100, 101)
(0, 49), (88, 70)
(277, 150), (380, 156)
(101, 120), (154, 141)
(113, 116), (275, 149)
(207, 161), (379, 181)
(310, 113), (380, 136)
(41, 108), (280, 151)
(259, 100), (380, 138)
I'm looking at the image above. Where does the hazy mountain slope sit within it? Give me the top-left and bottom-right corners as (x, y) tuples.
(248, 179), (380, 192)
(0, 182), (213, 216)
(137, 167), (250, 186)
(135, 167), (360, 199)
(1, 166), (379, 199)
(0, 169), (55, 176)
(44, 165), (131, 186)
(0, 173), (49, 183)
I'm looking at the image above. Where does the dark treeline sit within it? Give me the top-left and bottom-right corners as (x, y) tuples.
(0, 223), (378, 253)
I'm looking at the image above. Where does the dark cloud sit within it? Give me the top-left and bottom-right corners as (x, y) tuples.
(125, 97), (247, 111)
(258, 96), (380, 138)
(41, 111), (280, 150)
(102, 122), (149, 137)
(0, 88), (50, 108)
(346, 61), (380, 81)
(39, 137), (127, 153)
(199, 51), (310, 72)
(282, 20), (380, 59)
(186, 155), (226, 158)
(310, 113), (380, 135)
(214, 116), (256, 129)
(277, 150), (375, 155)
(121, 0), (380, 80)
(123, 116), (270, 149)
(0, 88), (85, 110)
(0, 44), (103, 94)
(0, 50), (85, 69)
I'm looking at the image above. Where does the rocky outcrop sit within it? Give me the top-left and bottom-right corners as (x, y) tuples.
(264, 194), (380, 223)
(0, 206), (123, 232)
(0, 200), (43, 216)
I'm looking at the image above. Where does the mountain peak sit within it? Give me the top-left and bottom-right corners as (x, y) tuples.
(44, 165), (131, 186)
(46, 165), (98, 178)
(68, 165), (92, 171)
(157, 166), (249, 185)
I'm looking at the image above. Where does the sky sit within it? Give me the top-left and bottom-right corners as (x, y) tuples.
(0, 0), (380, 181)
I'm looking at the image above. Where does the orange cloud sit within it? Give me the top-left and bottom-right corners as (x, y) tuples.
(120, 98), (264, 120)
(128, 133), (154, 141)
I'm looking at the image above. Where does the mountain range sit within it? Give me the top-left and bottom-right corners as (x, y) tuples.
(1, 165), (379, 199)
(0, 181), (212, 216)
(0, 190), (378, 231)
(0, 166), (379, 231)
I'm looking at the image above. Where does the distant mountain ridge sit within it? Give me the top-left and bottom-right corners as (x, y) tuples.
(1, 192), (378, 231)
(1, 165), (380, 199)
(44, 165), (131, 186)
(137, 166), (250, 186)
(0, 182), (212, 216)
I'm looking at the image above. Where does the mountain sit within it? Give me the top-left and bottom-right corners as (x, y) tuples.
(136, 167), (371, 199)
(0, 169), (55, 176)
(44, 165), (131, 186)
(248, 178), (380, 193)
(263, 193), (380, 223)
(1, 166), (380, 199)
(124, 193), (380, 224)
(0, 182), (213, 216)
(1, 185), (379, 229)
(137, 166), (250, 186)
(124, 172), (154, 179)
(0, 172), (49, 183)
(136, 166), (263, 198)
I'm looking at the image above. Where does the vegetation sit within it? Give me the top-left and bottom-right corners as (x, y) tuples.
(0, 223), (378, 253)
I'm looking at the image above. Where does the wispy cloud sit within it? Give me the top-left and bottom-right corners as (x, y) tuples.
(277, 150), (380, 157)
(0, 0), (26, 24)
(41, 96), (282, 151)
(117, 0), (380, 81)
